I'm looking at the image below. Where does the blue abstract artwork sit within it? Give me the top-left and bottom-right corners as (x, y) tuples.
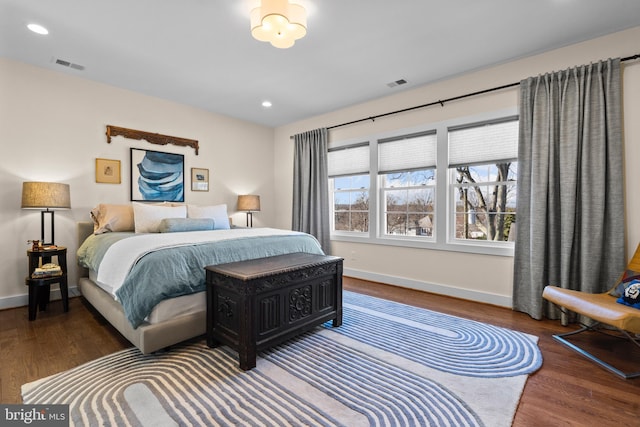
(130, 148), (184, 202)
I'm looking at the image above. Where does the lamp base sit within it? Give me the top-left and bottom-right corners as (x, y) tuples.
(41, 210), (55, 246)
(245, 212), (254, 228)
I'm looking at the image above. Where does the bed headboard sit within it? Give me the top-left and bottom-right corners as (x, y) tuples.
(77, 221), (93, 277)
(78, 221), (93, 246)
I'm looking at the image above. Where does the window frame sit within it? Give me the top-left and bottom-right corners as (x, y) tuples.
(329, 108), (517, 256)
(328, 141), (372, 240)
(447, 116), (519, 249)
(377, 129), (438, 242)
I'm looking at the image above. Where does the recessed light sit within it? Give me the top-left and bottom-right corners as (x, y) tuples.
(27, 23), (49, 35)
(262, 101), (272, 108)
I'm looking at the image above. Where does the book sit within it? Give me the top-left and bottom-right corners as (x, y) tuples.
(32, 263), (62, 278)
(32, 271), (63, 279)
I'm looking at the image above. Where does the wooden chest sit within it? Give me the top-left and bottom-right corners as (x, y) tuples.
(205, 252), (343, 370)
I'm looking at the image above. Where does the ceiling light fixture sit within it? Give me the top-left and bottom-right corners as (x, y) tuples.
(250, 0), (306, 49)
(262, 100), (272, 108)
(27, 23), (49, 35)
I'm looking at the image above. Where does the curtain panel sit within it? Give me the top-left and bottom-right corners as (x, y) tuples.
(513, 58), (625, 320)
(292, 128), (331, 254)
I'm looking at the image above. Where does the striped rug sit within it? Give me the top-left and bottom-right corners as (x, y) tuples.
(22, 291), (542, 426)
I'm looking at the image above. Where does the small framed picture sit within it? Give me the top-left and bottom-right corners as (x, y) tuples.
(96, 158), (121, 184)
(191, 167), (209, 192)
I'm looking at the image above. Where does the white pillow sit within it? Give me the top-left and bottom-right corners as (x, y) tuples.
(132, 202), (187, 233)
(187, 204), (230, 229)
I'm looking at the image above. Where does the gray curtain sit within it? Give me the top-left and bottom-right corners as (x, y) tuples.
(513, 58), (625, 320)
(292, 128), (331, 254)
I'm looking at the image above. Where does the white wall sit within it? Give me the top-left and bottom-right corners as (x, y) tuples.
(3, 27), (639, 311)
(0, 58), (274, 308)
(274, 26), (640, 307)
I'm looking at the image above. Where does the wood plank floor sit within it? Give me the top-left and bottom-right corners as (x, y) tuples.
(1, 277), (639, 426)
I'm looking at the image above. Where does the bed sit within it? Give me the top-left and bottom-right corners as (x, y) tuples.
(75, 203), (325, 354)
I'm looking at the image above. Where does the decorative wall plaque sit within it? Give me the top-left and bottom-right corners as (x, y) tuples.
(106, 125), (199, 155)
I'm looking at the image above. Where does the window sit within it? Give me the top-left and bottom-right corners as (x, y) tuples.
(378, 131), (437, 238)
(381, 170), (435, 236)
(448, 117), (518, 243)
(451, 163), (517, 241)
(328, 110), (518, 255)
(328, 143), (369, 233)
(332, 175), (369, 232)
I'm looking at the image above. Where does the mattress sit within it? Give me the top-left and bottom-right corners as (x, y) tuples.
(89, 269), (205, 324)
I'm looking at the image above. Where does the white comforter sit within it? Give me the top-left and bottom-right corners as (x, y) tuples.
(96, 228), (308, 297)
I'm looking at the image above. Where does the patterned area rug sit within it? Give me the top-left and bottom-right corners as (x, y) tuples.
(22, 292), (542, 426)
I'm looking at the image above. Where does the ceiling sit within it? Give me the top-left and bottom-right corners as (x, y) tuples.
(2, 1), (640, 128)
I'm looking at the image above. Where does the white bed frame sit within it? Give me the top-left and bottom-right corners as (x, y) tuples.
(77, 222), (206, 353)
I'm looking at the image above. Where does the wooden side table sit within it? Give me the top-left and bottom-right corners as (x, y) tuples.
(25, 247), (69, 321)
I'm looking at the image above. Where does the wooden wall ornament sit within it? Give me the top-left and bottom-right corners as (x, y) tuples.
(106, 125), (199, 155)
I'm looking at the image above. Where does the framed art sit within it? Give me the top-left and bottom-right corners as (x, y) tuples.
(96, 158), (121, 184)
(191, 167), (209, 192)
(130, 148), (184, 202)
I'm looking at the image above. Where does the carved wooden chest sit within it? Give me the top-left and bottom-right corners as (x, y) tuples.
(205, 252), (343, 370)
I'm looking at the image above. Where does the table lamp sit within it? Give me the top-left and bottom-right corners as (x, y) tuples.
(21, 181), (71, 246)
(237, 195), (260, 227)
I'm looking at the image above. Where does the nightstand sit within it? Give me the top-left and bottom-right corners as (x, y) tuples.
(25, 247), (69, 321)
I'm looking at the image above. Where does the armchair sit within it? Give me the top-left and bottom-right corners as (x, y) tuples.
(542, 244), (640, 379)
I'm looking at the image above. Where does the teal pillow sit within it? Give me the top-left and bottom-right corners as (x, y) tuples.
(158, 218), (214, 233)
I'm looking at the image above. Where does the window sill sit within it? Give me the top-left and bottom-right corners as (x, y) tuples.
(330, 233), (514, 257)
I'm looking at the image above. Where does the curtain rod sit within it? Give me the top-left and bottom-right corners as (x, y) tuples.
(289, 53), (639, 138)
(316, 53), (639, 132)
(326, 82), (520, 130)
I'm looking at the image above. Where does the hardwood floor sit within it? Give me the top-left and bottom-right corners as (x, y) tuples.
(1, 277), (639, 426)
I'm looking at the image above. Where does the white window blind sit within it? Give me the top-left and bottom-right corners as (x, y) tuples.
(328, 143), (369, 177)
(448, 117), (518, 167)
(378, 131), (437, 174)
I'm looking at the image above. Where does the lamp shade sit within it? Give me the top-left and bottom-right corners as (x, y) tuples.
(21, 182), (71, 209)
(237, 195), (261, 212)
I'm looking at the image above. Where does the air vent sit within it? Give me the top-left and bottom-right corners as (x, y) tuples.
(387, 79), (408, 88)
(55, 58), (85, 71)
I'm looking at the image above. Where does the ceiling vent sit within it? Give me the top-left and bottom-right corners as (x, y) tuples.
(387, 79), (408, 88)
(54, 58), (85, 71)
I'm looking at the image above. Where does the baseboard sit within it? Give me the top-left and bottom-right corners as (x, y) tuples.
(2, 271), (512, 311)
(343, 267), (512, 308)
(0, 286), (80, 311)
